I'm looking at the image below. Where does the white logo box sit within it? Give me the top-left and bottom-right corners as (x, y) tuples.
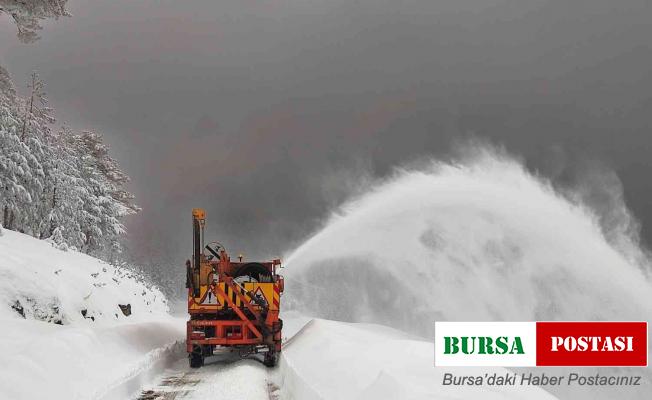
(434, 322), (537, 367)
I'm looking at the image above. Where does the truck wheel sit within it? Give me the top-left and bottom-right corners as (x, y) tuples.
(189, 352), (204, 368)
(264, 350), (278, 367)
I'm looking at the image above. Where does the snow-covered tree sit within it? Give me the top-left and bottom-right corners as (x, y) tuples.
(16, 71), (55, 237)
(34, 126), (84, 243)
(0, 0), (70, 43)
(21, 71), (54, 141)
(0, 68), (139, 260)
(0, 2), (138, 262)
(0, 66), (42, 231)
(73, 131), (139, 259)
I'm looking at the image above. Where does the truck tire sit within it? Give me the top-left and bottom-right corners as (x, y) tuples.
(189, 346), (204, 368)
(264, 349), (278, 367)
(189, 352), (204, 368)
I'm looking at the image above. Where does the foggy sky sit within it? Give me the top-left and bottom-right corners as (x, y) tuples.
(1, 0), (652, 283)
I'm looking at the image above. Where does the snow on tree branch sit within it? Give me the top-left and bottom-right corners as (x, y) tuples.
(0, 0), (70, 43)
(1, 70), (139, 262)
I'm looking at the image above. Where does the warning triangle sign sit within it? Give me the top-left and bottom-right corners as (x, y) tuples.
(202, 286), (221, 305)
(252, 286), (268, 304)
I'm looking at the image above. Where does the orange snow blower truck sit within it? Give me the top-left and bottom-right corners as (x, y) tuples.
(185, 208), (283, 367)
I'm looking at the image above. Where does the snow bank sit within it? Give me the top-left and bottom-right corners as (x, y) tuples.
(0, 229), (185, 399)
(281, 150), (652, 400)
(278, 318), (557, 400)
(0, 228), (167, 323)
(0, 318), (185, 399)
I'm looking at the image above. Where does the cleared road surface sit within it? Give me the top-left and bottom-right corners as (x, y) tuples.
(137, 354), (278, 400)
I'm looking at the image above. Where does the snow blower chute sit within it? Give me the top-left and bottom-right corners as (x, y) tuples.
(185, 208), (284, 367)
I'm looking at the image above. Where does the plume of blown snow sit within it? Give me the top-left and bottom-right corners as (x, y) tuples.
(283, 145), (652, 337)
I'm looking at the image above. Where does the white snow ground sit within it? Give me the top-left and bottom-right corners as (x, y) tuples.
(137, 355), (273, 400)
(0, 229), (185, 400)
(276, 315), (557, 400)
(137, 313), (558, 400)
(0, 228), (558, 400)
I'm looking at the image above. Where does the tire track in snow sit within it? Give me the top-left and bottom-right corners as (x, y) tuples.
(137, 355), (273, 400)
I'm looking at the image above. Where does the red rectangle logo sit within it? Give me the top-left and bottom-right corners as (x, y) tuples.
(536, 322), (647, 366)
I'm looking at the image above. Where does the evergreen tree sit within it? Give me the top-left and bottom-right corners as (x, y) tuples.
(0, 0), (70, 43)
(75, 131), (139, 259)
(0, 1), (138, 263)
(0, 67), (139, 260)
(19, 72), (54, 238)
(0, 67), (40, 231)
